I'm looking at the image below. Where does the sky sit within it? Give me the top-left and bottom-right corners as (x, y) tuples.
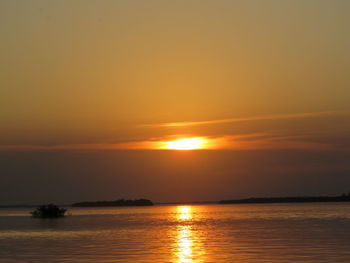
(1, 0), (350, 204)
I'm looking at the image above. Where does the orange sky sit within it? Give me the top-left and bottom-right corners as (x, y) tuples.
(0, 0), (350, 203)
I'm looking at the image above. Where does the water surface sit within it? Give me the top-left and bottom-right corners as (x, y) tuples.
(1, 203), (350, 262)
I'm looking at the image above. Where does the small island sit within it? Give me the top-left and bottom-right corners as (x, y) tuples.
(31, 204), (67, 218)
(219, 193), (350, 205)
(71, 198), (153, 207)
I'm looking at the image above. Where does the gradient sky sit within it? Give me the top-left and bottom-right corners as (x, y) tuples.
(1, 0), (350, 204)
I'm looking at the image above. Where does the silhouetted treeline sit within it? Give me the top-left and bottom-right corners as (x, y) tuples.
(71, 198), (153, 207)
(156, 201), (216, 205)
(220, 193), (350, 205)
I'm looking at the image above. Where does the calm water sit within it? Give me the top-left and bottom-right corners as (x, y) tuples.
(1, 203), (350, 262)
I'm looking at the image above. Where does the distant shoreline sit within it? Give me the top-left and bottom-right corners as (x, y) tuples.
(219, 195), (350, 205)
(71, 199), (153, 207)
(2, 195), (350, 208)
(155, 201), (216, 205)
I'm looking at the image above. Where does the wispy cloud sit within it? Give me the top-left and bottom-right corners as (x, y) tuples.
(1, 110), (349, 152)
(219, 135), (344, 151)
(143, 110), (348, 128)
(1, 132), (348, 152)
(0, 141), (159, 151)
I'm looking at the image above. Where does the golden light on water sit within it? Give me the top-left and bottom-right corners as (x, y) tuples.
(162, 137), (207, 150)
(177, 225), (194, 263)
(177, 206), (193, 220)
(176, 206), (193, 262)
(175, 206), (204, 263)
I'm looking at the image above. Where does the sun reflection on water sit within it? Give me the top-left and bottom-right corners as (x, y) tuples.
(177, 206), (193, 221)
(174, 206), (204, 263)
(177, 225), (194, 263)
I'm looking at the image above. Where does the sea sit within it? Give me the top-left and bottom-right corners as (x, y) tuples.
(1, 203), (350, 262)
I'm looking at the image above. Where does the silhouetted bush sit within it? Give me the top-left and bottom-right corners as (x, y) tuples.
(31, 204), (67, 218)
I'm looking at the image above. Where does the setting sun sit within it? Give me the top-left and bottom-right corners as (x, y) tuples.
(162, 137), (207, 150)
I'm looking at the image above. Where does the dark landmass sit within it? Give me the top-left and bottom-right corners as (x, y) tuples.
(71, 198), (153, 207)
(156, 201), (216, 205)
(31, 204), (67, 218)
(220, 194), (350, 205)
